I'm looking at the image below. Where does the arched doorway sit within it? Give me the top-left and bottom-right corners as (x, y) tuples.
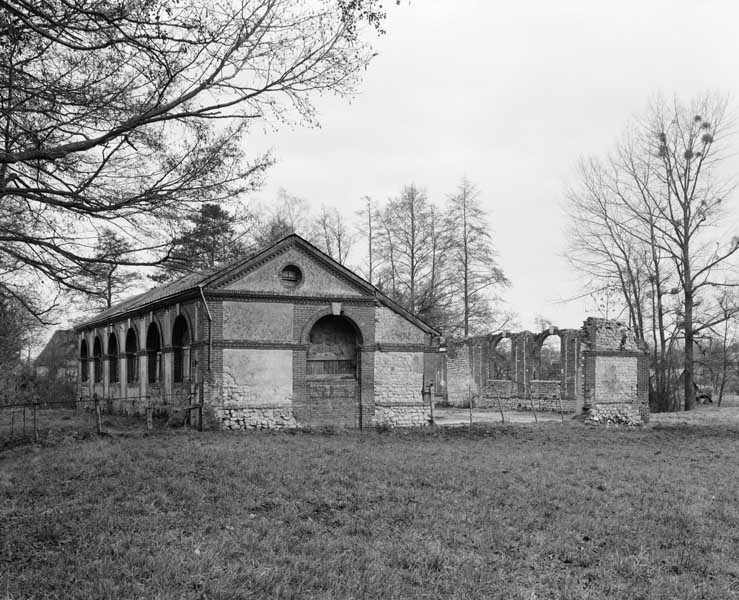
(538, 333), (562, 380)
(303, 314), (361, 427)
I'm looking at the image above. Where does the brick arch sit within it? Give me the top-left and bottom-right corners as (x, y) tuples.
(534, 329), (563, 381)
(176, 305), (196, 342)
(299, 307), (365, 346)
(80, 338), (89, 383)
(145, 321), (162, 384)
(489, 333), (514, 380)
(297, 310), (364, 428)
(171, 314), (191, 383)
(125, 326), (139, 384)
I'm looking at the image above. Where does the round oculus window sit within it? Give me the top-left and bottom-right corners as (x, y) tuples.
(279, 264), (302, 287)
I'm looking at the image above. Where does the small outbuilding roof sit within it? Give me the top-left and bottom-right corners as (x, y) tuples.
(35, 329), (78, 366)
(76, 234), (439, 336)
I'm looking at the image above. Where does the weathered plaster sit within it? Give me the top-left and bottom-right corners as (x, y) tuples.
(221, 348), (293, 407)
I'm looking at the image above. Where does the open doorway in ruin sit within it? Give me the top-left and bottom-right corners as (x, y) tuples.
(486, 336), (516, 398)
(537, 333), (562, 381)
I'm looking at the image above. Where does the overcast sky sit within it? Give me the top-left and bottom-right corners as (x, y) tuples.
(251, 0), (739, 331)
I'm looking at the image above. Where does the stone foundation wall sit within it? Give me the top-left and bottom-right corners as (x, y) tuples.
(374, 405), (430, 427)
(485, 379), (516, 397)
(584, 403), (642, 426)
(529, 379), (560, 399)
(474, 395), (576, 413)
(216, 406), (297, 430)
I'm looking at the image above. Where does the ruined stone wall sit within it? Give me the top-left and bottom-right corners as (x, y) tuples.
(485, 379), (517, 398)
(529, 380), (561, 399)
(443, 317), (647, 420)
(446, 341), (474, 406)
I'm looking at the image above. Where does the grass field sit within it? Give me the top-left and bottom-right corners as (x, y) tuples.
(2, 412), (739, 599)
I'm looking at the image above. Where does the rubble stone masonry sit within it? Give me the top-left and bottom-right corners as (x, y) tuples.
(444, 317), (649, 423)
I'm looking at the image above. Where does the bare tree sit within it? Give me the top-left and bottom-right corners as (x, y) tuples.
(374, 185), (438, 316)
(355, 196), (376, 283)
(568, 94), (739, 411)
(253, 188), (310, 247)
(0, 0), (386, 312)
(309, 204), (355, 264)
(696, 291), (739, 405)
(445, 178), (508, 337)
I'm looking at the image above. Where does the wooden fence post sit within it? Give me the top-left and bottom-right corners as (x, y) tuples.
(33, 396), (39, 443)
(468, 385), (473, 428)
(528, 390), (538, 424)
(428, 384), (435, 425)
(559, 390), (564, 423)
(146, 405), (153, 432)
(94, 393), (102, 434)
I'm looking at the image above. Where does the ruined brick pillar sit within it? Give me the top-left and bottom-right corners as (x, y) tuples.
(580, 318), (649, 425)
(559, 329), (582, 413)
(511, 332), (536, 395)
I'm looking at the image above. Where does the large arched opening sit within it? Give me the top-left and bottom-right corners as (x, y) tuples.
(491, 337), (513, 380)
(108, 332), (119, 384)
(538, 333), (562, 381)
(146, 323), (161, 384)
(488, 336), (515, 398)
(80, 339), (89, 382)
(172, 315), (190, 383)
(92, 336), (103, 383)
(303, 314), (361, 426)
(125, 328), (138, 384)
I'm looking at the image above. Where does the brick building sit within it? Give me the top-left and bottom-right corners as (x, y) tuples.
(75, 235), (438, 429)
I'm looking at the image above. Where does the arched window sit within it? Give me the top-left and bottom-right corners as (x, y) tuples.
(80, 339), (89, 382)
(93, 337), (103, 383)
(146, 323), (161, 384)
(108, 332), (119, 383)
(172, 315), (189, 383)
(125, 328), (138, 384)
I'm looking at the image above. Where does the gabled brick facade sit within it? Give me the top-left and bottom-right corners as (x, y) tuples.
(75, 235), (439, 429)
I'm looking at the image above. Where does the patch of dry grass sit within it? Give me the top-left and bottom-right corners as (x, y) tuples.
(2, 421), (739, 599)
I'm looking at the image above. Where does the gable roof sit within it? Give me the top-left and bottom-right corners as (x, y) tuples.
(76, 234), (439, 335)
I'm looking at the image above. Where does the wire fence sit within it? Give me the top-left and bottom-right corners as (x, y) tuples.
(0, 391), (204, 450)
